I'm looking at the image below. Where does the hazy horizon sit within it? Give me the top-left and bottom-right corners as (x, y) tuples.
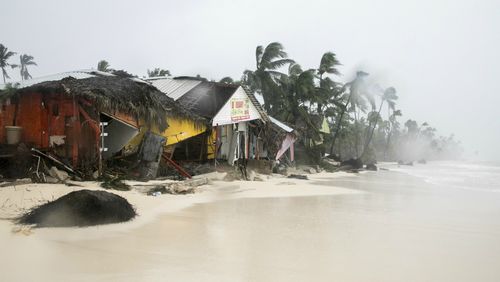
(2, 0), (499, 161)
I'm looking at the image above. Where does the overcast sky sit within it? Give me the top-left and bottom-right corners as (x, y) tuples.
(2, 0), (499, 160)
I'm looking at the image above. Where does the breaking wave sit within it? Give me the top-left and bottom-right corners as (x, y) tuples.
(390, 161), (500, 192)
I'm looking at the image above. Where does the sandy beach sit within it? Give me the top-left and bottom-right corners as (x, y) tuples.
(2, 163), (500, 281)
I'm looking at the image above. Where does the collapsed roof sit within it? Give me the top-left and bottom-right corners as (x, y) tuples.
(0, 72), (205, 131)
(148, 77), (239, 119)
(148, 77), (272, 126)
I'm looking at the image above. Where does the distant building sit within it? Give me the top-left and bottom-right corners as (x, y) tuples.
(147, 77), (296, 166)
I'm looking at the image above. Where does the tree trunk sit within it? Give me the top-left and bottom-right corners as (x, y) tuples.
(384, 129), (393, 160)
(329, 93), (352, 155)
(362, 100), (384, 158)
(317, 74), (323, 114)
(383, 107), (392, 160)
(353, 109), (359, 158)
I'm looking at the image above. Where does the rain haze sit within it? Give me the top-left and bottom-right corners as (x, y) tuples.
(1, 0), (499, 161)
(4, 2), (500, 281)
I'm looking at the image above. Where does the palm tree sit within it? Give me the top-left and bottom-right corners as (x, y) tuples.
(316, 52), (341, 114)
(362, 87), (398, 157)
(384, 109), (402, 159)
(404, 119), (419, 136)
(277, 63), (316, 123)
(242, 42), (294, 113)
(329, 71), (369, 155)
(15, 54), (37, 80)
(147, 68), (171, 77)
(0, 44), (16, 83)
(97, 60), (110, 72)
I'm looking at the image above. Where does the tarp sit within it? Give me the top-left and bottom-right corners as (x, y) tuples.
(276, 134), (296, 160)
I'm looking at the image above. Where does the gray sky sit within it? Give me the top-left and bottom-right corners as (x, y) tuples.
(2, 0), (499, 160)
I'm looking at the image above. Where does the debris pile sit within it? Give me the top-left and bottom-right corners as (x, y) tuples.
(365, 163), (378, 171)
(288, 174), (309, 180)
(320, 158), (340, 172)
(100, 175), (131, 191)
(145, 177), (209, 195)
(340, 158), (364, 170)
(179, 162), (215, 177)
(17, 190), (136, 227)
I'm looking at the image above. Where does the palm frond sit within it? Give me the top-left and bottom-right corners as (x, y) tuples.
(266, 70), (286, 78)
(288, 63), (303, 76)
(2, 68), (10, 79)
(319, 52), (342, 76)
(260, 42), (289, 70)
(255, 46), (263, 68)
(0, 44), (17, 68)
(268, 58), (294, 70)
(383, 87), (398, 101)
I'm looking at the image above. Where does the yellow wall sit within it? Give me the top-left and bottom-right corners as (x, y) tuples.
(125, 118), (206, 151)
(162, 118), (206, 146)
(206, 128), (216, 159)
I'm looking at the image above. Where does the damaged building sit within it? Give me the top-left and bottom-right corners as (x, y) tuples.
(147, 76), (297, 173)
(0, 71), (297, 181)
(0, 70), (203, 180)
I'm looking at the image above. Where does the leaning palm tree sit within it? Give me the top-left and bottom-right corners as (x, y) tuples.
(277, 63), (316, 123)
(316, 52), (341, 113)
(97, 60), (110, 72)
(329, 71), (369, 155)
(384, 109), (402, 159)
(0, 44), (16, 83)
(242, 42), (294, 113)
(16, 54), (37, 80)
(362, 87), (398, 157)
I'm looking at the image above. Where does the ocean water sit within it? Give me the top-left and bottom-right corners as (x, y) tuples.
(388, 161), (500, 192)
(3, 162), (500, 282)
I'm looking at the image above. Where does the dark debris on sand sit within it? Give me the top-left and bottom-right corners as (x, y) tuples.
(288, 174), (309, 180)
(17, 189), (136, 227)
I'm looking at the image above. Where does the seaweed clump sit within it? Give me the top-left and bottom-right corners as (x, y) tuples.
(18, 189), (136, 227)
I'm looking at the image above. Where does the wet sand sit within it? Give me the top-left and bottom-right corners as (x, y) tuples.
(2, 165), (500, 281)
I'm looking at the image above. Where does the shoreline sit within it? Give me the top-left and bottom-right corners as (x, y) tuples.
(2, 162), (500, 282)
(0, 171), (362, 240)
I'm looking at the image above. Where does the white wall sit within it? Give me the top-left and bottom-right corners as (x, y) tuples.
(212, 86), (261, 126)
(101, 115), (139, 159)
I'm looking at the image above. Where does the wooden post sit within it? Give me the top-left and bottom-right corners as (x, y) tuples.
(78, 106), (101, 175)
(71, 96), (80, 168)
(98, 112), (104, 176)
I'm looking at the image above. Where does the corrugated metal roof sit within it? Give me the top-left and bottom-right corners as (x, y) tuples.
(0, 69), (112, 90)
(254, 93), (265, 105)
(269, 116), (294, 133)
(146, 77), (202, 101)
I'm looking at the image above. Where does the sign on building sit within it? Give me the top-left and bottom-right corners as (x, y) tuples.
(230, 98), (250, 121)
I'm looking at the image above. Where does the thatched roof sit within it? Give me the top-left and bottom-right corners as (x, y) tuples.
(3, 75), (205, 131)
